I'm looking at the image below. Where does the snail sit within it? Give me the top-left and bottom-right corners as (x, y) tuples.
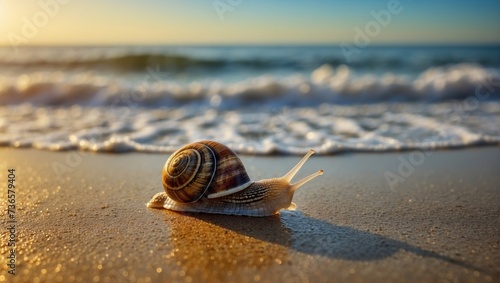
(146, 140), (323, 216)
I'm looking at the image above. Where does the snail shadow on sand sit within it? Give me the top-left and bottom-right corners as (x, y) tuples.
(185, 210), (484, 272)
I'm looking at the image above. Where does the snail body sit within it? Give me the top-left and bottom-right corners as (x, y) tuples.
(147, 140), (323, 216)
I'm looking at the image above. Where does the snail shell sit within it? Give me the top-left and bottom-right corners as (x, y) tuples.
(148, 140), (323, 216)
(162, 141), (252, 203)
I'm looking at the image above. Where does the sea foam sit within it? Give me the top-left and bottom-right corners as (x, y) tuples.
(1, 101), (499, 154)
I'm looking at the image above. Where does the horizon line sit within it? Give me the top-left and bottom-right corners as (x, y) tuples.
(1, 42), (500, 48)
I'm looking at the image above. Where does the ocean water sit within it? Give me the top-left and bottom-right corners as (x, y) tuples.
(0, 45), (499, 154)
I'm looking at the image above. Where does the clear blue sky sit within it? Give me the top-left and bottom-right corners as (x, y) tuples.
(1, 0), (499, 45)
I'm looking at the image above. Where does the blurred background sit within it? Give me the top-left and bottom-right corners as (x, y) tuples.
(0, 0), (499, 154)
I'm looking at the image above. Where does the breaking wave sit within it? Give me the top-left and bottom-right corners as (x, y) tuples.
(1, 47), (499, 72)
(0, 63), (498, 108)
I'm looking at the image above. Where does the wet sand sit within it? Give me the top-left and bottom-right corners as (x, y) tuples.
(0, 147), (499, 283)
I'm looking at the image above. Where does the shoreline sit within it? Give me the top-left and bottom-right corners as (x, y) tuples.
(2, 142), (500, 156)
(0, 147), (499, 282)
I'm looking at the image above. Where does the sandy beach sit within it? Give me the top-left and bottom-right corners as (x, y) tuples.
(0, 147), (499, 282)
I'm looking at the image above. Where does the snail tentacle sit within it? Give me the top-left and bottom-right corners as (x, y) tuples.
(281, 149), (315, 182)
(290, 170), (324, 192)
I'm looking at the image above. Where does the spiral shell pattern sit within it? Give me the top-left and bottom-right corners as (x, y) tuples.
(162, 141), (251, 203)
